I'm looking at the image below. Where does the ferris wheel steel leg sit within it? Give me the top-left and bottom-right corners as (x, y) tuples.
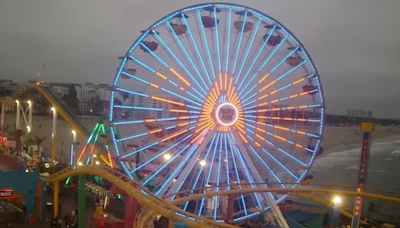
(160, 129), (216, 199)
(226, 193), (234, 224)
(230, 131), (289, 228)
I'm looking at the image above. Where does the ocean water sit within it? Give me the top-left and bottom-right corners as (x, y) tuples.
(309, 135), (400, 223)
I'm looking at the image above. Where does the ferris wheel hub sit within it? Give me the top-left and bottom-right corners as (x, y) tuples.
(215, 102), (239, 127)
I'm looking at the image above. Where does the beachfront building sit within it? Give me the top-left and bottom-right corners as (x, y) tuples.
(0, 81), (28, 97)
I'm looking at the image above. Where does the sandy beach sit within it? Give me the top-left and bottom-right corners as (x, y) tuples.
(321, 125), (400, 156)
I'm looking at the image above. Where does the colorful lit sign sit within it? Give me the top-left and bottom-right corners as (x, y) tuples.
(0, 189), (13, 198)
(216, 103), (238, 127)
(0, 136), (7, 143)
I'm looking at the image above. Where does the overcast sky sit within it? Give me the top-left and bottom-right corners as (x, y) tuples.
(1, 0), (399, 118)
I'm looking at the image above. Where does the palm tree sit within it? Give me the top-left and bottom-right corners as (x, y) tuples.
(32, 135), (46, 154)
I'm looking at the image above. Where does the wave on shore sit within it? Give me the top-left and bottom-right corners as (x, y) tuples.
(311, 137), (400, 171)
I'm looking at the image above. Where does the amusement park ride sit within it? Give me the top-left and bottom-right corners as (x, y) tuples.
(0, 2), (398, 228)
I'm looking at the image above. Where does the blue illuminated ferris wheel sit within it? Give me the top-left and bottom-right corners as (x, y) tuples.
(109, 2), (325, 224)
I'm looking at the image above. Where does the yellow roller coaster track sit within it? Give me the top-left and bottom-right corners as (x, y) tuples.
(43, 165), (237, 228)
(135, 182), (400, 227)
(23, 86), (88, 139)
(2, 85), (111, 165)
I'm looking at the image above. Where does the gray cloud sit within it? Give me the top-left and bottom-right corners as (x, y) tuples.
(1, 0), (399, 118)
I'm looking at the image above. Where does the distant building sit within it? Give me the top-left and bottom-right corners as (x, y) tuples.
(0, 81), (28, 97)
(1, 80), (175, 119)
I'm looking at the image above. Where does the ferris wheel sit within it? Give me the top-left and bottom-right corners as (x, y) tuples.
(110, 2), (325, 224)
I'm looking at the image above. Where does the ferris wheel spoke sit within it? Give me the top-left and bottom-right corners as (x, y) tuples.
(232, 11), (248, 80)
(237, 25), (276, 92)
(246, 118), (318, 152)
(212, 131), (224, 219)
(113, 116), (198, 126)
(224, 9), (232, 75)
(252, 73), (315, 103)
(182, 15), (213, 86)
(253, 59), (309, 102)
(196, 9), (216, 81)
(248, 118), (320, 139)
(247, 144), (286, 189)
(225, 133), (248, 216)
(124, 57), (206, 104)
(238, 37), (290, 97)
(165, 22), (210, 91)
(223, 133), (231, 191)
(229, 132), (282, 213)
(235, 17), (262, 88)
(117, 120), (197, 143)
(182, 133), (218, 211)
(197, 133), (224, 215)
(142, 143), (192, 186)
(261, 148), (299, 181)
(255, 133), (309, 167)
(152, 32), (208, 96)
(213, 7), (222, 75)
(129, 133), (194, 175)
(235, 146), (263, 209)
(242, 84), (320, 108)
(122, 124), (195, 159)
(158, 125), (215, 198)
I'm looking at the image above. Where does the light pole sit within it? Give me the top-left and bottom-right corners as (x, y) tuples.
(27, 100), (33, 139)
(51, 107), (57, 161)
(332, 196), (341, 227)
(15, 100), (20, 130)
(71, 130), (77, 165)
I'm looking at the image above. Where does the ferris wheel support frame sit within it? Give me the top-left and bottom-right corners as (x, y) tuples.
(157, 128), (215, 198)
(230, 130), (289, 228)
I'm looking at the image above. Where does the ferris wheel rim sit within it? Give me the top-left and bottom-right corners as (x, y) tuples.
(109, 2), (326, 222)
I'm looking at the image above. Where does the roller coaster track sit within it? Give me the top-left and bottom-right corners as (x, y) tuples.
(135, 183), (400, 228)
(23, 86), (90, 139)
(43, 165), (237, 228)
(21, 86), (113, 165)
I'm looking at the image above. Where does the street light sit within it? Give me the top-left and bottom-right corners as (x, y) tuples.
(71, 130), (77, 165)
(199, 160), (206, 166)
(332, 196), (341, 227)
(51, 107), (55, 112)
(95, 161), (100, 165)
(78, 162), (83, 166)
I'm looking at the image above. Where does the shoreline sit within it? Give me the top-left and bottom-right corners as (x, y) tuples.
(319, 126), (400, 157)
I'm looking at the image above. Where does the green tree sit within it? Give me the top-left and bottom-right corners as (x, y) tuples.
(33, 135), (46, 151)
